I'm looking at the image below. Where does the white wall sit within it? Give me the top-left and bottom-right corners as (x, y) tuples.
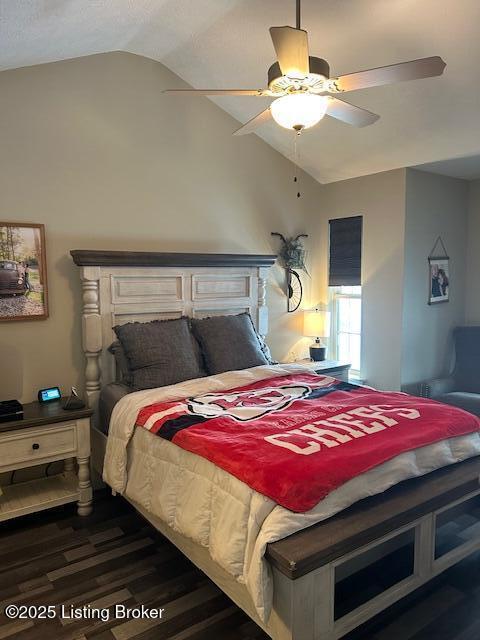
(308, 167), (469, 390)
(0, 52), (322, 403)
(466, 179), (480, 323)
(401, 169), (468, 386)
(308, 169), (407, 391)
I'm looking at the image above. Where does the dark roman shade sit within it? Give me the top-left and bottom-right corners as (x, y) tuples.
(328, 216), (363, 287)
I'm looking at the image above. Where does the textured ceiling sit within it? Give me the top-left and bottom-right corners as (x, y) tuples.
(1, 0), (480, 183)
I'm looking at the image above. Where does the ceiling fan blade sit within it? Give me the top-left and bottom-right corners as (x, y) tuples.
(326, 97), (380, 127)
(163, 88), (271, 96)
(332, 56), (446, 92)
(233, 108), (272, 136)
(269, 26), (309, 79)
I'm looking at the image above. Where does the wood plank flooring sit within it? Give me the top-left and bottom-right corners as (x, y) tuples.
(0, 492), (479, 639)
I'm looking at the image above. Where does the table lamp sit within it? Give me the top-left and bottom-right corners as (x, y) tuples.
(303, 309), (331, 361)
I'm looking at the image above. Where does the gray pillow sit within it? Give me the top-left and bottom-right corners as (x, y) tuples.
(256, 333), (277, 365)
(108, 341), (133, 386)
(114, 317), (205, 390)
(191, 312), (269, 375)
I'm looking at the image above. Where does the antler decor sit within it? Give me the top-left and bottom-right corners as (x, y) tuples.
(271, 233), (309, 273)
(271, 232), (309, 312)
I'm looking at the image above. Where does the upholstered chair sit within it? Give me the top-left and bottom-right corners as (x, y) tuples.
(422, 326), (480, 416)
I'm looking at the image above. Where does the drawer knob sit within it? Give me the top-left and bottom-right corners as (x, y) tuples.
(32, 443), (40, 450)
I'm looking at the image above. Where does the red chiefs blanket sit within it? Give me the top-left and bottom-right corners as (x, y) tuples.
(135, 373), (480, 512)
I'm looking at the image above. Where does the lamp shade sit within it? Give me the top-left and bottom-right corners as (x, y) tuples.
(303, 309), (330, 338)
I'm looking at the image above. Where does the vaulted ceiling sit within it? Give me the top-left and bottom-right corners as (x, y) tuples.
(1, 0), (479, 183)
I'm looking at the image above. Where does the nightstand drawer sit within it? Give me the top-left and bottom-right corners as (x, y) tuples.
(0, 423), (77, 469)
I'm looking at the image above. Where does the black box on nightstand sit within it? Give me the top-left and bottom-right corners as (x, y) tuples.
(0, 399), (23, 423)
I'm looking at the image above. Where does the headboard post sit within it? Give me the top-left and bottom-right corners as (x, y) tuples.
(257, 267), (269, 338)
(80, 266), (102, 409)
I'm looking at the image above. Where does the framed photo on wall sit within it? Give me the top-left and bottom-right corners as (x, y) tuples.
(0, 222), (48, 321)
(428, 256), (450, 304)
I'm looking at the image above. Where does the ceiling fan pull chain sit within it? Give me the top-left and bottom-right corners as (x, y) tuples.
(293, 131), (297, 185)
(293, 130), (301, 199)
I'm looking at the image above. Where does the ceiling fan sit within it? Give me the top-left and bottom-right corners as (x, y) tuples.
(164, 0), (446, 136)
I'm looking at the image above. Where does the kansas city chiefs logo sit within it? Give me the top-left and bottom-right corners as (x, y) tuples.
(187, 385), (311, 421)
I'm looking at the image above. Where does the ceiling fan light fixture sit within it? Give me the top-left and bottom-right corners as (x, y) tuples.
(270, 93), (328, 131)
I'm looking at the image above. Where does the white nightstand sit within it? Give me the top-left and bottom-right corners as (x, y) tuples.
(0, 401), (93, 522)
(291, 359), (351, 382)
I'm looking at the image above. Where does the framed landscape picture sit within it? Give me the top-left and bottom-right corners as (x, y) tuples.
(428, 256), (450, 305)
(0, 222), (48, 321)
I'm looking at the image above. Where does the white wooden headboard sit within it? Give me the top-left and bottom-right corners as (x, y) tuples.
(71, 250), (276, 409)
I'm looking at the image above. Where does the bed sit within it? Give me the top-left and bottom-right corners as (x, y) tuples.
(71, 249), (480, 640)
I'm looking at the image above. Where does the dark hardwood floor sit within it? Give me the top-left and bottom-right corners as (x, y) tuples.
(0, 492), (479, 639)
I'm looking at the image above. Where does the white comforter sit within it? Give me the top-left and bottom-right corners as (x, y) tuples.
(103, 364), (480, 622)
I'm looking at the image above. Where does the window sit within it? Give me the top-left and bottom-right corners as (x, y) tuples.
(330, 286), (362, 375)
(328, 217), (363, 376)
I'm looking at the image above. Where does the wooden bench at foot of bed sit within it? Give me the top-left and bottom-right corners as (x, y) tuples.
(266, 456), (480, 639)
